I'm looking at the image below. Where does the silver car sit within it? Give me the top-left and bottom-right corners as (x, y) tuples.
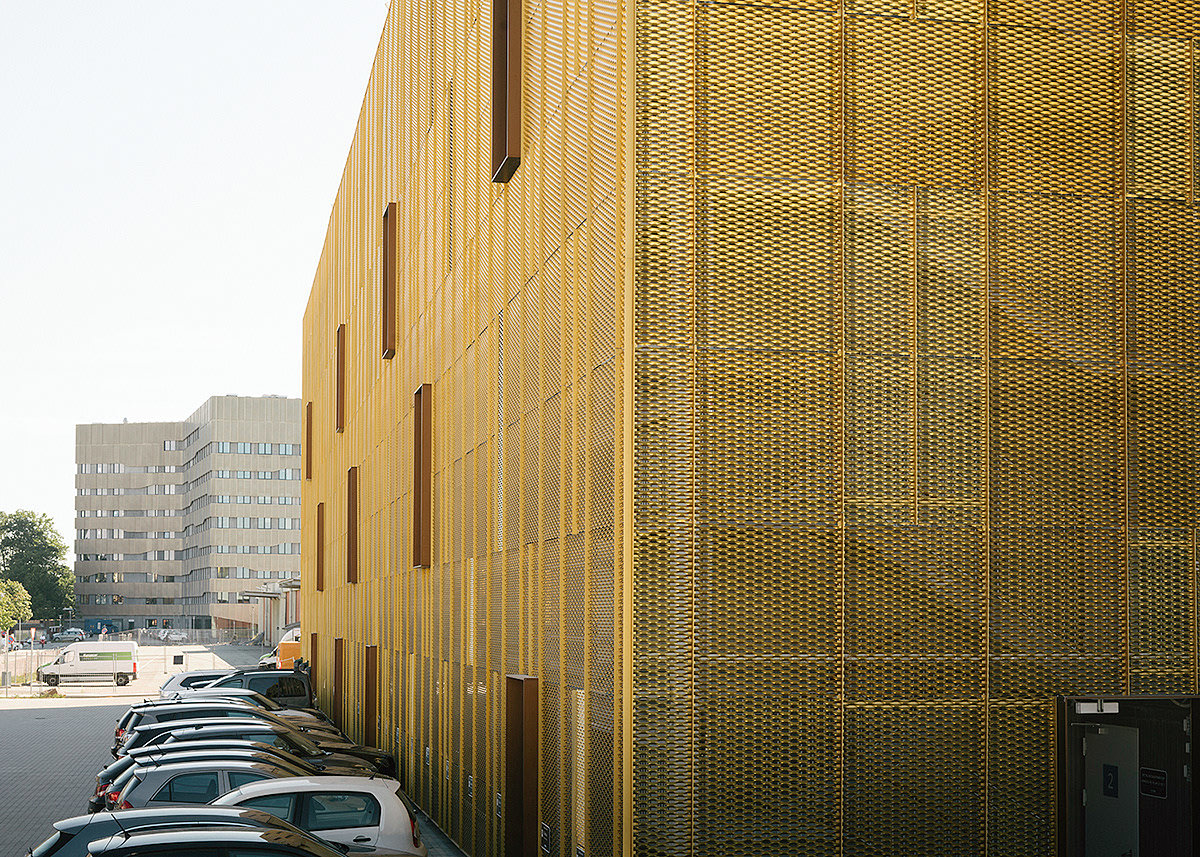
(116, 759), (297, 808)
(158, 669), (235, 697)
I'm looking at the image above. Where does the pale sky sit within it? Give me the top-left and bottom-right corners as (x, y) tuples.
(0, 1), (390, 560)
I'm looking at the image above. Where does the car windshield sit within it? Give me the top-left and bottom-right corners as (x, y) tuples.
(283, 732), (320, 754)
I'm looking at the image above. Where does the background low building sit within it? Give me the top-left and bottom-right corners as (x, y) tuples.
(75, 395), (301, 638)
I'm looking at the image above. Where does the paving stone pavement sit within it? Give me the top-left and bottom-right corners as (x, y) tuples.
(0, 698), (128, 853)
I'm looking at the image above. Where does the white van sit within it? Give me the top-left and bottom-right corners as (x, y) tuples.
(37, 641), (139, 686)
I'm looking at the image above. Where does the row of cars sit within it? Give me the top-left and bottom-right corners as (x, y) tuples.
(29, 667), (427, 857)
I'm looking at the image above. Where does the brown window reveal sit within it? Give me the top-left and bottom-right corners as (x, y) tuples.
(304, 402), (313, 480)
(335, 323), (346, 433)
(490, 0), (521, 182)
(347, 465), (359, 584)
(364, 645), (378, 747)
(382, 204), (397, 359)
(315, 502), (325, 592)
(309, 632), (318, 684)
(413, 384), (432, 568)
(332, 637), (344, 730)
(505, 674), (538, 857)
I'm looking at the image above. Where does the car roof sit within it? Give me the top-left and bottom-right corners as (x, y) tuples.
(127, 748), (308, 768)
(53, 806), (294, 834)
(130, 759), (298, 776)
(160, 670), (234, 685)
(180, 686), (260, 695)
(132, 699), (257, 711)
(85, 826), (347, 857)
(133, 717), (283, 736)
(218, 773), (398, 798)
(130, 697), (246, 712)
(130, 739), (288, 757)
(170, 722), (288, 735)
(221, 668), (310, 679)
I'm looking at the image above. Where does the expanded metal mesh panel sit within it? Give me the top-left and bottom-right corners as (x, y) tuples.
(846, 18), (983, 188)
(634, 1), (1198, 855)
(845, 527), (984, 701)
(987, 704), (1055, 857)
(845, 705), (984, 856)
(695, 5), (839, 182)
(1129, 527), (1197, 692)
(990, 29), (1121, 195)
(1128, 35), (1193, 199)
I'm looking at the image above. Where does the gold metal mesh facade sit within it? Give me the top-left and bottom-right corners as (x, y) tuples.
(301, 0), (630, 853)
(634, 1), (1198, 856)
(304, 0), (1197, 853)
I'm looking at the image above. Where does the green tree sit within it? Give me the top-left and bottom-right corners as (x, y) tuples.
(0, 511), (73, 620)
(0, 578), (32, 633)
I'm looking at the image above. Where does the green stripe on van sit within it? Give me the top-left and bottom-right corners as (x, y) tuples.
(78, 652), (133, 662)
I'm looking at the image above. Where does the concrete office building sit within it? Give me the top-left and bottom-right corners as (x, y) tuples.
(75, 396), (302, 634)
(301, 0), (1200, 855)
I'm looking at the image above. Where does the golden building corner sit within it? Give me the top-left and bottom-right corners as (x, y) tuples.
(301, 0), (1200, 854)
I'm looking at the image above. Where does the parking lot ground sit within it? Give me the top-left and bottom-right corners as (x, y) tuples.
(0, 697), (127, 854)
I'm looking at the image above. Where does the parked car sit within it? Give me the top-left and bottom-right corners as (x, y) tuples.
(117, 717), (305, 759)
(174, 687), (335, 725)
(159, 669), (236, 697)
(37, 641), (138, 686)
(90, 745), (369, 813)
(111, 701), (345, 756)
(157, 721), (392, 774)
(103, 752), (317, 812)
(162, 629), (188, 643)
(214, 776), (427, 855)
(200, 668), (314, 709)
(50, 628), (85, 643)
(82, 826), (414, 857)
(27, 806), (322, 857)
(115, 759), (299, 808)
(125, 693), (337, 734)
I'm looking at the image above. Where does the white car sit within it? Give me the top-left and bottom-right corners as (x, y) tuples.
(213, 775), (427, 855)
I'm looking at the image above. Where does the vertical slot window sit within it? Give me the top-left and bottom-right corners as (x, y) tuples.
(335, 323), (346, 433)
(333, 637), (344, 729)
(413, 384), (432, 568)
(315, 502), (325, 592)
(364, 645), (378, 746)
(304, 402), (313, 479)
(347, 466), (358, 584)
(490, 0), (522, 182)
(382, 204), (397, 359)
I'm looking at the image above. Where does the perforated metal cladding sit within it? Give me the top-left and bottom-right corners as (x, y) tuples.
(634, 0), (1198, 855)
(303, 0), (628, 850)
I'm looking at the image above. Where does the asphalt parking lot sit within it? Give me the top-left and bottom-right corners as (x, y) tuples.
(0, 644), (464, 856)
